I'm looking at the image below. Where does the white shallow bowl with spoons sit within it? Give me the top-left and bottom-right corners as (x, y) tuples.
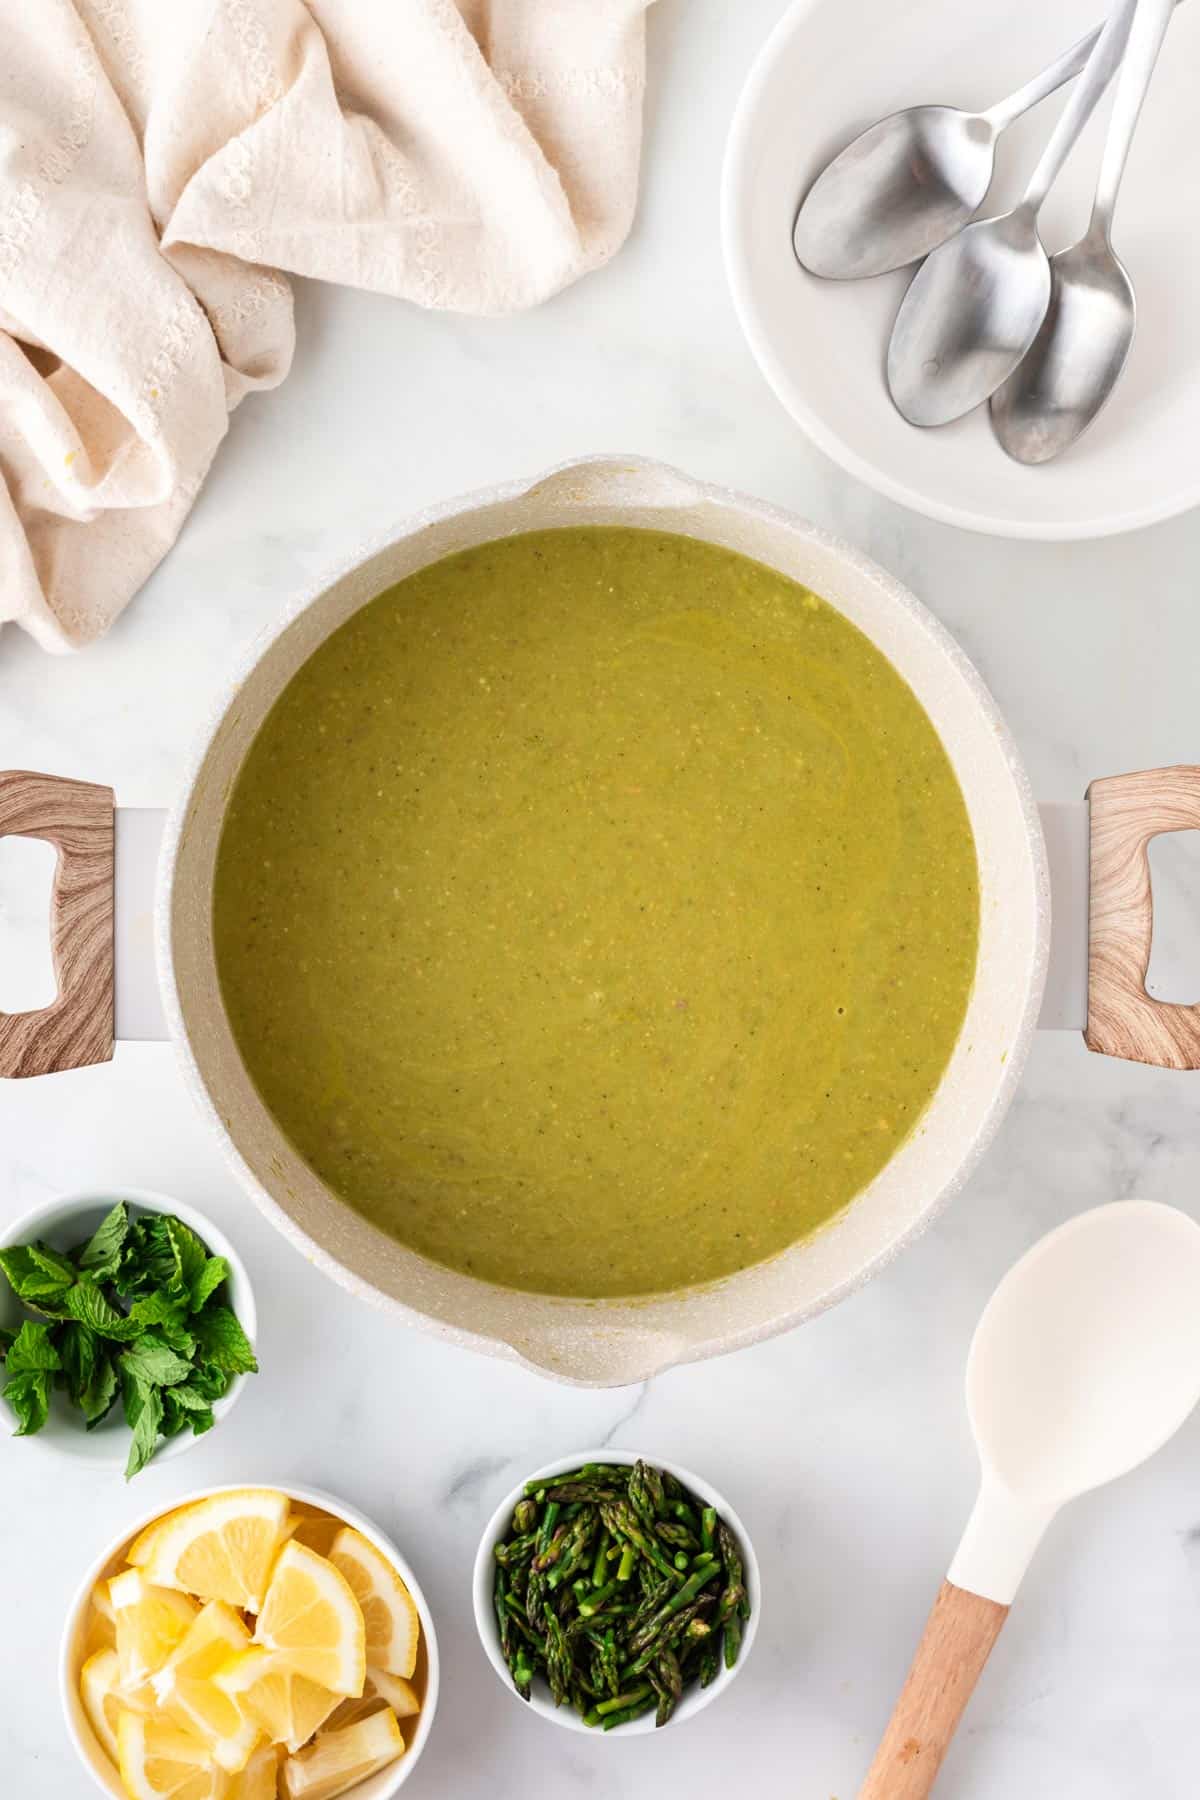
(0, 1187), (255, 1468)
(60, 1481), (440, 1800)
(473, 1449), (760, 1735)
(723, 0), (1200, 538)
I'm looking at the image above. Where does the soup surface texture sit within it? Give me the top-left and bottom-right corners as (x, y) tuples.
(213, 528), (978, 1297)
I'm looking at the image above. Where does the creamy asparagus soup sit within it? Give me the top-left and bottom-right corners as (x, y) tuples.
(213, 528), (978, 1297)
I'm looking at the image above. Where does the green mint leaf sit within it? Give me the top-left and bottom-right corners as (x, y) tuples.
(191, 1305), (257, 1376)
(123, 1378), (163, 1480)
(77, 1202), (130, 1274)
(127, 1292), (195, 1358)
(58, 1320), (96, 1406)
(63, 1280), (140, 1341)
(161, 1384), (215, 1440)
(0, 1245), (74, 1307)
(5, 1320), (63, 1374)
(166, 1382), (214, 1413)
(187, 1360), (233, 1402)
(3, 1369), (53, 1436)
(119, 1334), (193, 1388)
(81, 1351), (119, 1428)
(164, 1218), (208, 1299)
(27, 1241), (78, 1285)
(112, 1216), (176, 1298)
(189, 1255), (229, 1314)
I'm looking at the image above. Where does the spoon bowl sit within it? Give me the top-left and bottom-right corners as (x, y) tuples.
(887, 207), (1050, 426)
(990, 231), (1136, 461)
(792, 27), (1100, 281)
(793, 107), (998, 281)
(967, 1199), (1200, 1507)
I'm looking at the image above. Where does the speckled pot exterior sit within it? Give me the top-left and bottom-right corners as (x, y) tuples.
(156, 456), (1050, 1387)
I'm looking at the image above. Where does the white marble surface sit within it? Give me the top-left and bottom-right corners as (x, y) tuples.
(3, 2), (1200, 1794)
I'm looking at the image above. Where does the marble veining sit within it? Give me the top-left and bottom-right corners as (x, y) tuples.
(2, 1), (1199, 1793)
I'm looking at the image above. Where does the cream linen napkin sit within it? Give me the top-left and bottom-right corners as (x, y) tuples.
(0, 0), (654, 652)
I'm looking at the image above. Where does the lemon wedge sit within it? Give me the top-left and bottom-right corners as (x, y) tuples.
(253, 1542), (365, 1697)
(128, 1489), (291, 1614)
(215, 1648), (341, 1754)
(116, 1710), (228, 1800)
(86, 1580), (117, 1655)
(281, 1708), (404, 1800)
(226, 1742), (280, 1800)
(286, 1508), (341, 1559)
(79, 1647), (154, 1766)
(326, 1666), (420, 1733)
(111, 1570), (200, 1689)
(327, 1529), (419, 1679)
(153, 1601), (261, 1773)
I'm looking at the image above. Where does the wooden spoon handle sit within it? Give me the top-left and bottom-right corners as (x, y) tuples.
(0, 769), (114, 1078)
(858, 1581), (1009, 1800)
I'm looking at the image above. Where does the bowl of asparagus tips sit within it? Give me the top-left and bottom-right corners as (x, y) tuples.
(473, 1450), (759, 1733)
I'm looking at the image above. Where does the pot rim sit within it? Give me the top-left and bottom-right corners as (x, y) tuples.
(155, 453), (1050, 1384)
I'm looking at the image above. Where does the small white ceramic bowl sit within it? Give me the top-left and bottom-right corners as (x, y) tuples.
(0, 1187), (255, 1468)
(473, 1449), (760, 1735)
(60, 1480), (440, 1800)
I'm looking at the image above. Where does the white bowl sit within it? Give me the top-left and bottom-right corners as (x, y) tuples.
(723, 0), (1200, 538)
(0, 1187), (255, 1469)
(472, 1449), (760, 1735)
(60, 1481), (440, 1800)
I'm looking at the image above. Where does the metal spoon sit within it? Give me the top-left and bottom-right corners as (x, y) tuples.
(793, 27), (1099, 280)
(990, 0), (1176, 462)
(861, 1200), (1200, 1800)
(887, 0), (1139, 428)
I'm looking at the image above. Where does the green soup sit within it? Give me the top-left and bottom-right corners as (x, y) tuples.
(213, 528), (978, 1297)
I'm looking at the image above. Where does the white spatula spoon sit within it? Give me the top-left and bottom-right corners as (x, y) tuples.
(861, 1201), (1200, 1800)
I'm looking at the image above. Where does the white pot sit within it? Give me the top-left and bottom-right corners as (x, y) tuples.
(4, 457), (1198, 1385)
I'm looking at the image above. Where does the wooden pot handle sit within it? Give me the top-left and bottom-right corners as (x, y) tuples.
(1085, 765), (1200, 1068)
(0, 770), (115, 1078)
(859, 1581), (1009, 1800)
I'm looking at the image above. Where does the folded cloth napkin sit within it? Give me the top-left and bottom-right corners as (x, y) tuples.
(0, 0), (654, 652)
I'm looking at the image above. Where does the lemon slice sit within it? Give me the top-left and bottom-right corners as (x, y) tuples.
(153, 1602), (260, 1773)
(328, 1529), (419, 1679)
(253, 1543), (365, 1697)
(86, 1581), (117, 1655)
(286, 1508), (340, 1559)
(326, 1667), (420, 1733)
(129, 1489), (291, 1613)
(226, 1743), (280, 1800)
(111, 1570), (200, 1689)
(79, 1648), (154, 1766)
(281, 1708), (404, 1800)
(215, 1648), (341, 1754)
(116, 1710), (228, 1800)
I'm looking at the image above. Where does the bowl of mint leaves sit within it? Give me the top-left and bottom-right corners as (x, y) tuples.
(0, 1189), (257, 1477)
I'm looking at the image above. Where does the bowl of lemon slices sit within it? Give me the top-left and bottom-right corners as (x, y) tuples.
(60, 1484), (438, 1800)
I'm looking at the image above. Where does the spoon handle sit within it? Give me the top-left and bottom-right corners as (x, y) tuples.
(1022, 0), (1139, 212)
(858, 1582), (1009, 1800)
(983, 26), (1099, 133)
(1093, 0), (1177, 231)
